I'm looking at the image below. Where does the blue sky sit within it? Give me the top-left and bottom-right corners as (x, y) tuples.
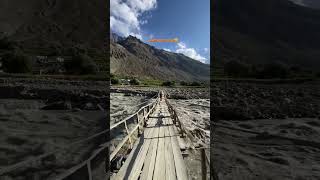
(110, 0), (210, 64)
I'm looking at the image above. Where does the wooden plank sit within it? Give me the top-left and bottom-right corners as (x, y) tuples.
(128, 117), (159, 180)
(140, 112), (161, 180)
(164, 117), (177, 180)
(168, 122), (189, 180)
(114, 117), (158, 180)
(112, 133), (144, 180)
(153, 105), (166, 180)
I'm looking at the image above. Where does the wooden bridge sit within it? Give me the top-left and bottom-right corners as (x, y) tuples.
(110, 91), (190, 180)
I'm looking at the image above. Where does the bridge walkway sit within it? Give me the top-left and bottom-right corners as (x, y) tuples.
(113, 97), (188, 180)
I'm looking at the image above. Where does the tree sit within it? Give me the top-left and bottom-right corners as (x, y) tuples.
(111, 78), (119, 84)
(64, 54), (98, 75)
(130, 78), (140, 85)
(2, 50), (32, 73)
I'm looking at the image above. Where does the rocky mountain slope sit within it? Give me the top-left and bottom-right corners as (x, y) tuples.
(214, 0), (320, 71)
(0, 0), (107, 53)
(110, 35), (210, 82)
(290, 0), (320, 9)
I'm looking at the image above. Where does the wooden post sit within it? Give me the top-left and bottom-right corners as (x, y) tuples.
(87, 161), (93, 180)
(124, 121), (133, 149)
(136, 114), (141, 136)
(201, 148), (207, 180)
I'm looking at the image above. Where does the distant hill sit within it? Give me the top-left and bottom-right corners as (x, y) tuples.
(110, 35), (210, 82)
(214, 0), (320, 72)
(290, 0), (320, 9)
(0, 0), (106, 54)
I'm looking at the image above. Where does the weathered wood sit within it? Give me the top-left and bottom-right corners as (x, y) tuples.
(113, 94), (190, 180)
(201, 148), (207, 180)
(168, 123), (189, 180)
(128, 117), (158, 180)
(164, 117), (177, 180)
(140, 121), (160, 180)
(110, 125), (139, 161)
(153, 106), (166, 180)
(87, 161), (93, 180)
(112, 134), (144, 180)
(110, 93), (160, 161)
(124, 121), (133, 149)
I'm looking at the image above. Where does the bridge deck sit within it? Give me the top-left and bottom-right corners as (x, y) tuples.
(113, 99), (188, 180)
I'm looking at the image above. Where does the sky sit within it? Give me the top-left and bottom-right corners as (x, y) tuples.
(110, 0), (210, 64)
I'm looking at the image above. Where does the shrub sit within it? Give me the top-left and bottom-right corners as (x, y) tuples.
(162, 81), (175, 87)
(190, 81), (201, 86)
(111, 78), (119, 84)
(130, 78), (140, 85)
(64, 54), (98, 75)
(2, 50), (32, 73)
(180, 81), (188, 86)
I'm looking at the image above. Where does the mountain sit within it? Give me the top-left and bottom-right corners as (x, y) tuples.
(0, 0), (107, 54)
(214, 0), (320, 71)
(110, 35), (210, 82)
(290, 0), (320, 9)
(110, 32), (125, 43)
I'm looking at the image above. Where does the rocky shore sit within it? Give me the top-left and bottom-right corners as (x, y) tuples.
(212, 80), (319, 120)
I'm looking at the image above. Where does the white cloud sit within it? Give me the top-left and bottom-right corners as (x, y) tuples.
(110, 0), (157, 39)
(175, 42), (207, 63)
(163, 48), (171, 52)
(204, 48), (209, 53)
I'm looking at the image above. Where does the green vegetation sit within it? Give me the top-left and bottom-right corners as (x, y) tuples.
(130, 78), (140, 85)
(111, 78), (119, 84)
(2, 50), (32, 73)
(64, 54), (98, 75)
(162, 81), (176, 87)
(110, 73), (119, 84)
(180, 81), (203, 87)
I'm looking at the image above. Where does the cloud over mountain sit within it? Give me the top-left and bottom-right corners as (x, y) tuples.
(110, 0), (157, 39)
(175, 42), (207, 63)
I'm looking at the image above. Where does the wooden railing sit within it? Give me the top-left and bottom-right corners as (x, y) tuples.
(164, 96), (186, 137)
(109, 92), (160, 161)
(165, 93), (211, 180)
